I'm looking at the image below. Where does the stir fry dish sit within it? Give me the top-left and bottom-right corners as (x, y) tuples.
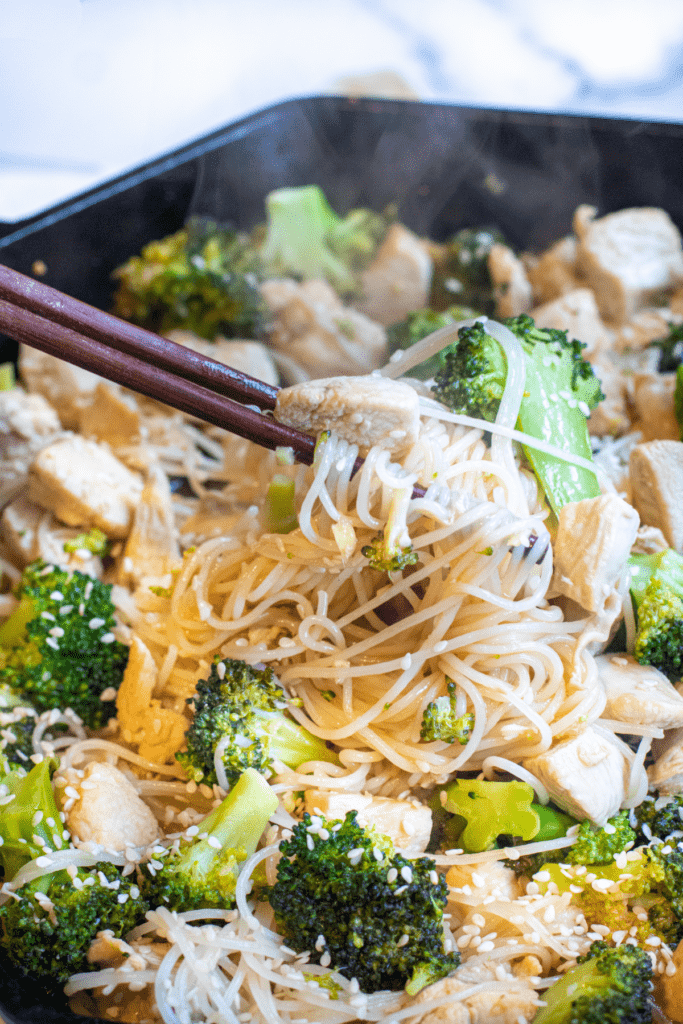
(3, 186), (683, 1024)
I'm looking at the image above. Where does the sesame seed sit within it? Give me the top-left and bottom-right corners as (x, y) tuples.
(394, 885), (408, 895)
(387, 868), (398, 883)
(50, 591), (64, 601)
(89, 617), (106, 629)
(400, 866), (413, 884)
(319, 952), (331, 967)
(207, 837), (222, 850)
(429, 871), (439, 885)
(45, 637), (60, 651)
(397, 934), (409, 947)
(100, 633), (116, 644)
(306, 835), (314, 851)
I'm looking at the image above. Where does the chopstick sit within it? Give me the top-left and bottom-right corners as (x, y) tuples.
(0, 263), (427, 498)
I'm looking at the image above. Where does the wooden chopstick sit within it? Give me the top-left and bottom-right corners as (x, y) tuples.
(0, 262), (427, 499)
(0, 264), (279, 411)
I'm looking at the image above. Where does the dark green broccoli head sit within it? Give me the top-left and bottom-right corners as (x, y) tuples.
(62, 528), (111, 557)
(420, 681), (474, 744)
(0, 861), (149, 987)
(0, 561), (129, 729)
(568, 811), (636, 865)
(0, 706), (37, 771)
(266, 810), (459, 994)
(113, 217), (267, 340)
(144, 768), (277, 913)
(431, 320), (508, 421)
(361, 534), (418, 573)
(629, 549), (683, 681)
(176, 658), (338, 787)
(634, 793), (683, 843)
(385, 305), (478, 381)
(533, 940), (652, 1024)
(430, 226), (504, 313)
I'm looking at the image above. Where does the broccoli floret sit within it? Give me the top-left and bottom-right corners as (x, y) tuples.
(385, 306), (478, 381)
(430, 226), (504, 313)
(433, 778), (541, 853)
(533, 940), (652, 1024)
(0, 705), (38, 771)
(113, 217), (267, 341)
(420, 681), (474, 744)
(266, 811), (459, 994)
(634, 793), (683, 842)
(507, 810), (634, 879)
(176, 658), (339, 787)
(62, 527), (111, 557)
(0, 758), (148, 984)
(143, 768), (277, 912)
(361, 481), (417, 573)
(259, 185), (391, 297)
(0, 561), (129, 729)
(628, 548), (683, 681)
(431, 314), (604, 514)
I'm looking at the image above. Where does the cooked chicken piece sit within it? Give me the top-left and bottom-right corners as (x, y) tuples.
(672, 287), (683, 316)
(633, 524), (669, 555)
(655, 938), (683, 1023)
(78, 383), (141, 446)
(630, 372), (680, 442)
(303, 789), (432, 856)
(354, 223), (432, 326)
(412, 968), (539, 1024)
(512, 956), (543, 980)
(119, 468), (181, 587)
(28, 435), (143, 540)
(587, 354), (631, 436)
(648, 727), (683, 794)
(275, 375), (420, 454)
(263, 278), (387, 379)
(523, 727), (631, 824)
(531, 287), (612, 359)
(58, 760), (159, 851)
(488, 243), (533, 319)
(630, 440), (683, 552)
(165, 330), (279, 388)
(526, 235), (580, 304)
(446, 860), (522, 902)
(19, 346), (104, 429)
(116, 636), (187, 765)
(573, 205), (683, 325)
(552, 494), (640, 613)
(596, 654), (683, 729)
(614, 307), (682, 352)
(1, 495), (103, 577)
(0, 387), (61, 442)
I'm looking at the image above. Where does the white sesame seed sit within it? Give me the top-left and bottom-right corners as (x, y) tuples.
(397, 934), (410, 947)
(400, 866), (413, 884)
(100, 633), (116, 644)
(387, 868), (398, 883)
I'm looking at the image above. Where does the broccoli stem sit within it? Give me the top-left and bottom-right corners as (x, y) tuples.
(265, 713), (339, 770)
(0, 757), (65, 882)
(0, 595), (35, 649)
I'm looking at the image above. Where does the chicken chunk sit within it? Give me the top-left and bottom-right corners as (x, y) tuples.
(275, 375), (420, 454)
(655, 938), (683, 1023)
(165, 330), (279, 388)
(116, 636), (188, 765)
(303, 789), (432, 856)
(1, 496), (103, 577)
(630, 440), (683, 552)
(28, 434), (143, 539)
(648, 727), (683, 795)
(78, 383), (141, 446)
(412, 969), (539, 1024)
(596, 654), (683, 729)
(632, 524), (669, 556)
(57, 760), (159, 851)
(446, 859), (522, 902)
(523, 726), (631, 824)
(264, 278), (387, 380)
(526, 235), (580, 304)
(551, 494), (640, 613)
(488, 243), (533, 319)
(19, 346), (104, 429)
(587, 354), (631, 436)
(118, 468), (181, 587)
(0, 386), (61, 443)
(354, 223), (432, 326)
(615, 307), (681, 352)
(531, 287), (612, 360)
(630, 371), (680, 442)
(573, 205), (683, 325)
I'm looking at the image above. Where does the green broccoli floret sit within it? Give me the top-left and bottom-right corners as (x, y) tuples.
(533, 940), (652, 1024)
(113, 217), (267, 341)
(431, 314), (604, 514)
(433, 778), (541, 853)
(627, 548), (683, 681)
(266, 810), (459, 994)
(361, 482), (417, 573)
(385, 305), (478, 381)
(176, 658), (339, 787)
(0, 758), (148, 985)
(143, 767), (277, 912)
(507, 810), (634, 878)
(0, 705), (38, 771)
(634, 793), (683, 843)
(430, 226), (504, 313)
(420, 681), (474, 744)
(0, 561), (129, 729)
(62, 528), (111, 557)
(259, 185), (391, 297)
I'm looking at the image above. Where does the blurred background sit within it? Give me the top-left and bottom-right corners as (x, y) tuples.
(1, 0), (682, 222)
